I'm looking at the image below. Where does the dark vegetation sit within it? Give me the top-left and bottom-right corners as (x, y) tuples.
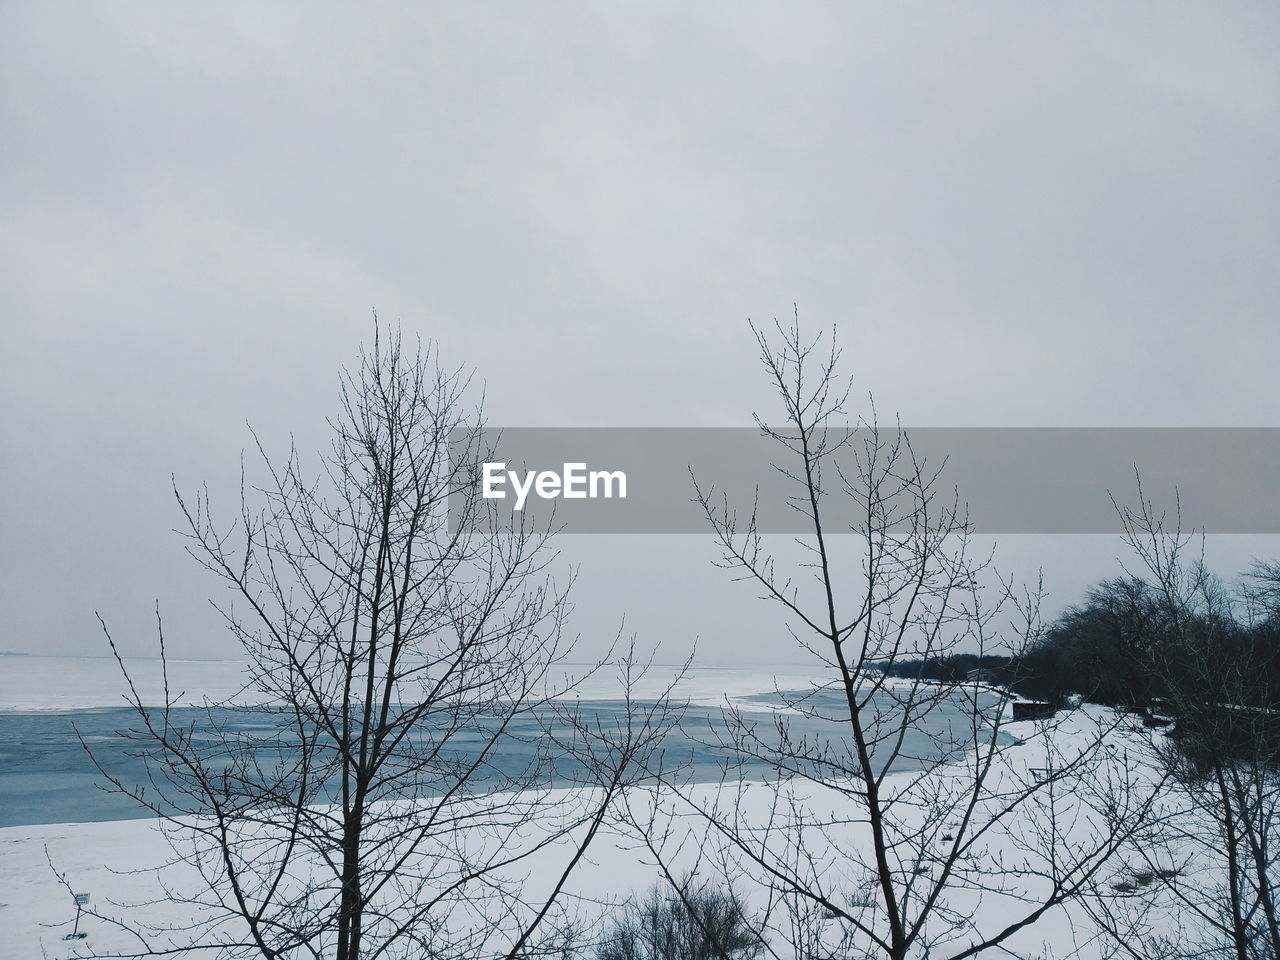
(877, 653), (1013, 688)
(595, 880), (765, 960)
(1015, 574), (1280, 715)
(884, 569), (1280, 717)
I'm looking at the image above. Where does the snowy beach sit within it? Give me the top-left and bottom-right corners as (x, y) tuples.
(3, 701), (1165, 960)
(0, 656), (1169, 960)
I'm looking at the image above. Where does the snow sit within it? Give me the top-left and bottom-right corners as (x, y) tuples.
(0, 656), (255, 713)
(0, 665), (1213, 959)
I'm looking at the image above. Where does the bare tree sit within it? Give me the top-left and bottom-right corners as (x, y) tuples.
(80, 326), (670, 960)
(628, 317), (1159, 960)
(1085, 487), (1280, 960)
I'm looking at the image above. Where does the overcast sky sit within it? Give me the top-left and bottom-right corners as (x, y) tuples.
(2, 4), (1278, 662)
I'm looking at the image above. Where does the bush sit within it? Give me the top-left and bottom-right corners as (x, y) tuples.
(596, 879), (765, 960)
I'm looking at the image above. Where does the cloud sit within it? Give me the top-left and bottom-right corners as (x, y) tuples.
(2, 3), (1277, 656)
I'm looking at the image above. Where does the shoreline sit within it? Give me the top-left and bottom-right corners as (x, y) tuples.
(1, 704), (1141, 959)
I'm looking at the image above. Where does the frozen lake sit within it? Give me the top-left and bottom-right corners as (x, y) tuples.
(0, 657), (1010, 827)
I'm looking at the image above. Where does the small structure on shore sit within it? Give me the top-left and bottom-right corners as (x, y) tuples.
(1011, 701), (1056, 721)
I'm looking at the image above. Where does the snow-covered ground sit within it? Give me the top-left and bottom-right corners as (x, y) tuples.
(0, 663), (1203, 960)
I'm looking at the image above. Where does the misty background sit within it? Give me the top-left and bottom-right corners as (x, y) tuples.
(2, 4), (1278, 665)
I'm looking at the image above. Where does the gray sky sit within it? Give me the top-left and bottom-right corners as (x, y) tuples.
(3, 3), (1278, 662)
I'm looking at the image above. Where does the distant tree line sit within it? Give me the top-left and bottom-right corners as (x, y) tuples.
(881, 566), (1280, 719)
(1013, 570), (1280, 715)
(876, 653), (1014, 687)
